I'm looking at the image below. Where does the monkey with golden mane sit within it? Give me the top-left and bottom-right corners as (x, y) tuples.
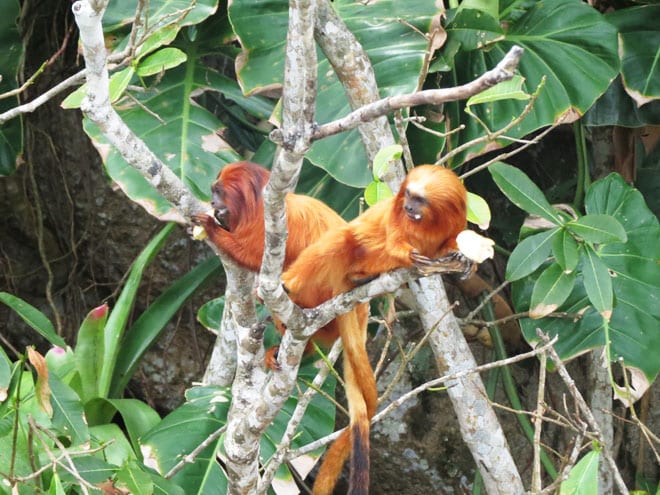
(281, 164), (467, 495)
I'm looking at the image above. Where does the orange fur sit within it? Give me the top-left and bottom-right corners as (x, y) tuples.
(192, 161), (346, 272)
(281, 165), (467, 495)
(191, 161), (355, 361)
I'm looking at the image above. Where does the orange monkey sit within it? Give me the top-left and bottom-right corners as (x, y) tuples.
(281, 164), (468, 495)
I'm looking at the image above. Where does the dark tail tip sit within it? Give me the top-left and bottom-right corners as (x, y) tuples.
(349, 425), (370, 495)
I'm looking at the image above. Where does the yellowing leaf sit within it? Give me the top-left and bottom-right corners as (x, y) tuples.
(28, 347), (53, 417)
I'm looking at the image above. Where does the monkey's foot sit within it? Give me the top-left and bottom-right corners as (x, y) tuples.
(411, 250), (473, 277)
(264, 345), (281, 371)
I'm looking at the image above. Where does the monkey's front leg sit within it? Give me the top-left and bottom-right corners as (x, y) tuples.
(410, 250), (473, 278)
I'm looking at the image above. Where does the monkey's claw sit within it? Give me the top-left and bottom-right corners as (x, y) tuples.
(264, 346), (281, 371)
(411, 250), (473, 276)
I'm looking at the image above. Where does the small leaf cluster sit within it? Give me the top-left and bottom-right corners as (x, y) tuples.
(491, 162), (626, 321)
(492, 163), (660, 383)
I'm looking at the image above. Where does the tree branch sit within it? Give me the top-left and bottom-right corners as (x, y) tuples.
(314, 0), (404, 183)
(71, 0), (204, 221)
(309, 45), (523, 144)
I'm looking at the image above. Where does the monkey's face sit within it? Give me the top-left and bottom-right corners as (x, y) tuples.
(211, 181), (231, 230)
(402, 185), (428, 222)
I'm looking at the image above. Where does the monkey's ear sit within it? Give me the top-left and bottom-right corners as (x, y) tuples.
(456, 230), (495, 263)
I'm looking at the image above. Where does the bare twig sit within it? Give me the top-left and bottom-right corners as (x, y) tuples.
(293, 335), (558, 457)
(537, 330), (630, 495)
(258, 340), (343, 492)
(303, 46), (523, 143)
(531, 347), (548, 492)
(165, 425), (228, 479)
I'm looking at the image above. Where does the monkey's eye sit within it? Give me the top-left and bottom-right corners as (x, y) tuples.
(405, 190), (427, 205)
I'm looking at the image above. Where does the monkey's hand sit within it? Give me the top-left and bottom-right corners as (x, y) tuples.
(410, 250), (473, 278)
(191, 212), (212, 226)
(264, 345), (281, 371)
(191, 212), (215, 240)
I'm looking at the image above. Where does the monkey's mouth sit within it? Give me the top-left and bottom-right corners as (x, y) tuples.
(213, 207), (230, 231)
(406, 210), (423, 222)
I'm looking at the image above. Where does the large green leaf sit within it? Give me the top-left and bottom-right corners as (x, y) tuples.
(559, 450), (599, 495)
(514, 174), (660, 382)
(74, 305), (109, 401)
(140, 386), (230, 493)
(606, 5), (660, 104)
(103, 0), (219, 39)
(439, 0), (619, 164)
(97, 224), (175, 402)
(0, 292), (66, 348)
(230, 0), (442, 187)
(490, 162), (564, 224)
(583, 76), (660, 127)
(49, 373), (90, 446)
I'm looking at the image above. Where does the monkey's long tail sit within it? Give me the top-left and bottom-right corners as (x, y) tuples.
(313, 304), (376, 495)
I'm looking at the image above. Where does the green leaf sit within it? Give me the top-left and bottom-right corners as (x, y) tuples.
(529, 263), (576, 319)
(103, 0), (218, 32)
(0, 292), (66, 348)
(197, 297), (224, 331)
(90, 423), (136, 466)
(364, 181), (393, 206)
(49, 373), (90, 446)
(580, 246), (613, 320)
(111, 255), (222, 397)
(457, 0), (499, 22)
(109, 67), (136, 102)
(606, 6), (660, 103)
(140, 387), (230, 490)
(142, 366), (335, 491)
(583, 76), (660, 128)
(97, 224), (175, 400)
(62, 67), (136, 109)
(116, 460), (154, 495)
(62, 456), (117, 486)
(442, 0), (619, 164)
(506, 228), (558, 282)
(48, 471), (65, 495)
(552, 228), (580, 273)
(466, 191), (491, 229)
(568, 214), (627, 244)
(372, 145), (403, 180)
(490, 162), (563, 224)
(104, 399), (162, 459)
(466, 75), (529, 107)
(560, 450), (599, 495)
(74, 304), (109, 401)
(137, 47), (188, 77)
(149, 471), (186, 495)
(446, 7), (503, 51)
(514, 174), (660, 382)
